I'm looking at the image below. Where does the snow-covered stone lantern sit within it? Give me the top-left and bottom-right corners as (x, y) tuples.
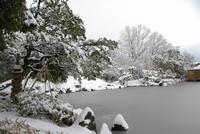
(11, 54), (23, 97)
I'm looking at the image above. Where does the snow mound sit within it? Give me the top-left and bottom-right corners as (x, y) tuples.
(112, 114), (129, 131)
(127, 79), (143, 87)
(100, 123), (112, 134)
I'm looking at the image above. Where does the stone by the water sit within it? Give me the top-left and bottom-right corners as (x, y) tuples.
(75, 107), (97, 132)
(100, 123), (112, 134)
(111, 114), (129, 131)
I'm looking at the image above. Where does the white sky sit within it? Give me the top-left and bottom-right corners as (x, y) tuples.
(27, 0), (200, 59)
(68, 0), (200, 47)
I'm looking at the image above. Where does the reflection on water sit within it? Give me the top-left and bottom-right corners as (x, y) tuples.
(60, 82), (200, 134)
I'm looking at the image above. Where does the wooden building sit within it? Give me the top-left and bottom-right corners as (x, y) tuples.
(187, 65), (200, 81)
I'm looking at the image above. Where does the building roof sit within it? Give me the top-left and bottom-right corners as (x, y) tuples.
(188, 65), (200, 71)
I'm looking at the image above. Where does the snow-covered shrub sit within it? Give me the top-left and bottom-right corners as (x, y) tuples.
(142, 70), (161, 86)
(118, 68), (124, 76)
(152, 49), (186, 78)
(128, 66), (140, 79)
(165, 60), (186, 78)
(0, 119), (38, 134)
(118, 74), (132, 85)
(162, 69), (176, 79)
(16, 91), (75, 126)
(119, 66), (143, 85)
(101, 67), (121, 82)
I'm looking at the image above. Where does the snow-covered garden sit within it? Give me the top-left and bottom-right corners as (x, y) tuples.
(0, 0), (197, 133)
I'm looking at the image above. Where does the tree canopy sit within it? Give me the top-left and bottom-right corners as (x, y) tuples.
(0, 0), (118, 83)
(0, 0), (26, 50)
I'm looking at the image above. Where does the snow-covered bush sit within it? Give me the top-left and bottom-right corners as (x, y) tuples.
(165, 60), (186, 78)
(141, 70), (161, 86)
(118, 74), (132, 85)
(152, 49), (186, 78)
(128, 66), (140, 79)
(162, 69), (176, 79)
(16, 91), (75, 126)
(0, 119), (38, 134)
(101, 67), (121, 82)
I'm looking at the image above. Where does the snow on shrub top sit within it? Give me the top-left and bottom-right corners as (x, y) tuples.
(113, 114), (129, 130)
(16, 91), (75, 125)
(0, 119), (38, 134)
(100, 123), (112, 134)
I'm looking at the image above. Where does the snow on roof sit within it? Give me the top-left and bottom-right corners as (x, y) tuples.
(193, 65), (200, 70)
(189, 65), (200, 70)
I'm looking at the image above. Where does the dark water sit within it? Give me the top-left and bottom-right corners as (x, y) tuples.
(60, 82), (200, 134)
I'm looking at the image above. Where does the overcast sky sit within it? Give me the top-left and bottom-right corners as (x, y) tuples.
(27, 0), (200, 60)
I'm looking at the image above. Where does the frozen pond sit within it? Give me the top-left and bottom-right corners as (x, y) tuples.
(60, 82), (200, 134)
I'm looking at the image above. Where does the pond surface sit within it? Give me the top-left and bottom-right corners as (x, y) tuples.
(60, 82), (200, 134)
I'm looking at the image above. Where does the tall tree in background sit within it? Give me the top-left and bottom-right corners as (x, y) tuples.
(182, 51), (194, 69)
(120, 25), (151, 62)
(114, 24), (191, 78)
(118, 25), (173, 69)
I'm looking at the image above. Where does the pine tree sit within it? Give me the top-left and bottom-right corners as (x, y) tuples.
(0, 0), (26, 51)
(19, 0), (117, 84)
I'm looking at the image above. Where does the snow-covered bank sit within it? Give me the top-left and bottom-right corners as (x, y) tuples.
(0, 76), (122, 97)
(0, 75), (181, 100)
(0, 112), (94, 134)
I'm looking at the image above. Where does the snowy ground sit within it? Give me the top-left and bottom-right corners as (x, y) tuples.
(0, 112), (94, 134)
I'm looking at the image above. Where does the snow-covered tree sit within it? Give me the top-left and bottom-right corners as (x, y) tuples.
(0, 0), (118, 84)
(0, 2), (37, 82)
(81, 38), (117, 80)
(120, 25), (151, 62)
(18, 0), (117, 83)
(0, 0), (26, 51)
(117, 25), (176, 70)
(113, 24), (191, 78)
(182, 51), (194, 69)
(152, 48), (186, 78)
